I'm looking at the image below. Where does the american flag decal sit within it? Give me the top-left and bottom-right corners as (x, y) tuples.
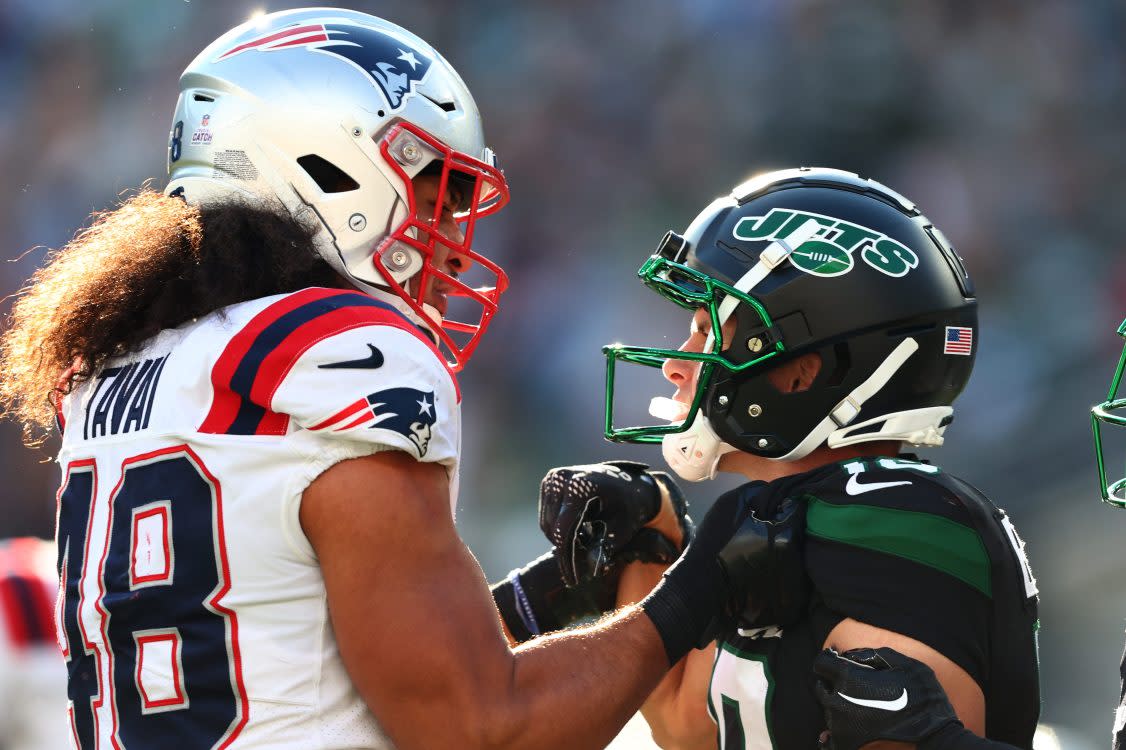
(944, 326), (973, 356)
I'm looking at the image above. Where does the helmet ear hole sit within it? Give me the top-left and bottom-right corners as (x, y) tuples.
(296, 155), (360, 193)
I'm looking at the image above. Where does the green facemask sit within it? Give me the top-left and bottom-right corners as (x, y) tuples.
(1092, 318), (1126, 507)
(602, 254), (784, 444)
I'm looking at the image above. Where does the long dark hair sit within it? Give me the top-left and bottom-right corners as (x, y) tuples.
(0, 189), (342, 443)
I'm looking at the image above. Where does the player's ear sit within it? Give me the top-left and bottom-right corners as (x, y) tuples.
(794, 352), (821, 392)
(768, 352), (822, 394)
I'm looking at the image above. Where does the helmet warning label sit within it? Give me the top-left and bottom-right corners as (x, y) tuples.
(212, 150), (260, 182)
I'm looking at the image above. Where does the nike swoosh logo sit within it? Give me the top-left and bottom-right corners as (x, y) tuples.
(318, 344), (384, 370)
(837, 688), (908, 711)
(845, 474), (911, 496)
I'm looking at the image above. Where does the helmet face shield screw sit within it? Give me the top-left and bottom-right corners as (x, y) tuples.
(717, 395), (730, 407)
(350, 126), (363, 137)
(747, 337), (764, 353)
(348, 213), (367, 232)
(757, 438), (769, 449)
(748, 404), (763, 417)
(389, 250), (410, 269)
(401, 141), (422, 164)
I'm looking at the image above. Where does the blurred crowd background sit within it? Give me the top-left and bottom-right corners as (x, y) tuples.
(1, 0), (1123, 746)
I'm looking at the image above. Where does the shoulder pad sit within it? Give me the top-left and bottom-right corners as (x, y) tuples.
(200, 288), (458, 461)
(806, 458), (991, 597)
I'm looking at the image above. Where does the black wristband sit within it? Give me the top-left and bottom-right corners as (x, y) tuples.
(640, 551), (727, 665)
(492, 575), (538, 642)
(491, 551), (620, 644)
(919, 724), (1022, 750)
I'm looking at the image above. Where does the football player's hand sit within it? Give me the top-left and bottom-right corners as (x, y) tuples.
(539, 460), (693, 587)
(813, 648), (961, 750)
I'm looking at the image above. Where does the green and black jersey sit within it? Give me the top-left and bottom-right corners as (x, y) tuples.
(707, 457), (1040, 749)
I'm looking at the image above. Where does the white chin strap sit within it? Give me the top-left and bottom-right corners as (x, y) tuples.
(775, 336), (923, 461)
(828, 405), (952, 450)
(658, 337), (934, 478)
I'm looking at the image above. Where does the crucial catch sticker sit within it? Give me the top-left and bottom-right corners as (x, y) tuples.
(733, 208), (920, 278)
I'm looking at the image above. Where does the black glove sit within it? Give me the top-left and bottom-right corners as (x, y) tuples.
(539, 460), (693, 587)
(814, 647), (962, 750)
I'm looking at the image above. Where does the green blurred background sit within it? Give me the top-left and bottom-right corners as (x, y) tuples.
(1, 1), (1123, 746)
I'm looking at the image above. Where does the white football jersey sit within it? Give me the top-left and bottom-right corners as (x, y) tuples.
(0, 537), (71, 750)
(54, 287), (462, 749)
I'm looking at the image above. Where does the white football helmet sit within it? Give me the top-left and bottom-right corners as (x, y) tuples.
(166, 8), (509, 370)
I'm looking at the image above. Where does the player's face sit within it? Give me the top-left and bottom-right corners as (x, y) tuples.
(662, 307), (736, 407)
(409, 173), (469, 317)
(662, 308), (808, 481)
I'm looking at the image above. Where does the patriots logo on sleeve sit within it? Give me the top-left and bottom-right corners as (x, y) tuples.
(309, 387), (437, 456)
(215, 22), (433, 111)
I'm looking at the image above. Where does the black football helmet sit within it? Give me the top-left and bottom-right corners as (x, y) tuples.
(604, 168), (977, 481)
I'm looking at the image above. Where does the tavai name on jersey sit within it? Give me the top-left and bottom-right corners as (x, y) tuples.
(83, 354), (169, 440)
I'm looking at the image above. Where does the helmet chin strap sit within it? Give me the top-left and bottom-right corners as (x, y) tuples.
(828, 405), (952, 450)
(775, 337), (921, 461)
(660, 337), (926, 478)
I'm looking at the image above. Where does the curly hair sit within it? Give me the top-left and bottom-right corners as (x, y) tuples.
(0, 189), (343, 444)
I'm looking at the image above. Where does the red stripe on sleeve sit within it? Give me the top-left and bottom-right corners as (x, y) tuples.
(200, 288), (355, 434)
(252, 305), (432, 422)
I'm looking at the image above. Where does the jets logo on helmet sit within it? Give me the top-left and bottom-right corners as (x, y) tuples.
(733, 208), (921, 279)
(215, 22), (433, 112)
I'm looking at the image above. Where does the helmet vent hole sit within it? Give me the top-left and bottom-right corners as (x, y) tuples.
(296, 155), (360, 193)
(824, 343), (851, 387)
(421, 93), (457, 113)
(193, 93), (214, 102)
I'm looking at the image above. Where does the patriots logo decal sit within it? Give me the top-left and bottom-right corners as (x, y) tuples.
(309, 387), (437, 456)
(216, 22), (433, 111)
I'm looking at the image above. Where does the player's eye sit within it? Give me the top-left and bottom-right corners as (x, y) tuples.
(690, 311), (711, 338)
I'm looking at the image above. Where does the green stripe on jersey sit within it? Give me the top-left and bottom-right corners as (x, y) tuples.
(806, 497), (991, 597)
